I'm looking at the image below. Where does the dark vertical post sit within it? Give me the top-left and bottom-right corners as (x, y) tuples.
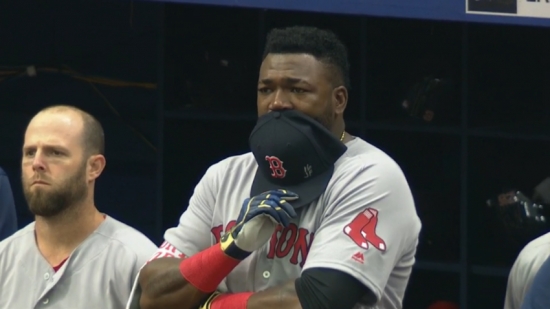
(460, 22), (469, 309)
(359, 17), (368, 137)
(155, 2), (166, 245)
(258, 9), (266, 62)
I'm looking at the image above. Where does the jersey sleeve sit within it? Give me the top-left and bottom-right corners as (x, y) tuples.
(301, 156), (421, 303)
(0, 168), (17, 241)
(520, 256), (550, 309)
(505, 237), (550, 309)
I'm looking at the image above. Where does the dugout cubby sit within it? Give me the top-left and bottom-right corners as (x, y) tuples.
(466, 23), (550, 132)
(163, 4), (261, 115)
(363, 129), (461, 263)
(467, 136), (550, 268)
(162, 118), (255, 232)
(402, 270), (460, 309)
(364, 18), (463, 128)
(467, 274), (508, 309)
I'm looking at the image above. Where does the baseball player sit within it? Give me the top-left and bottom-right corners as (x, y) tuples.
(519, 254), (550, 309)
(0, 166), (17, 241)
(504, 232), (550, 309)
(0, 105), (158, 308)
(128, 26), (421, 309)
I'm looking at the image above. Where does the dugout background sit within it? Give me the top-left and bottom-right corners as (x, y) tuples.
(0, 1), (549, 308)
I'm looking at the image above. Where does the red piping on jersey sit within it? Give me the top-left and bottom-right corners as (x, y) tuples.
(52, 257), (68, 272)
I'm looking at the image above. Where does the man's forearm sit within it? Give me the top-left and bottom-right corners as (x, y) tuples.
(138, 258), (208, 309)
(138, 240), (246, 309)
(246, 279), (302, 309)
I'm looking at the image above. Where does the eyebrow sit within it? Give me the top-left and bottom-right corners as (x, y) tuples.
(258, 77), (312, 86)
(22, 144), (69, 153)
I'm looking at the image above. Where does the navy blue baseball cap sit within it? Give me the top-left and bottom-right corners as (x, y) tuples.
(249, 110), (348, 209)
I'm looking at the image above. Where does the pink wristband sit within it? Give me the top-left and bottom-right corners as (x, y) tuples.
(210, 292), (253, 309)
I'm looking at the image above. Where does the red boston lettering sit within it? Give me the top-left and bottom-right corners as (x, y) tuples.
(225, 221), (237, 234)
(211, 220), (237, 243)
(289, 228), (313, 267)
(212, 221), (314, 267)
(211, 225), (224, 244)
(267, 225), (284, 260)
(276, 224), (297, 258)
(267, 223), (314, 268)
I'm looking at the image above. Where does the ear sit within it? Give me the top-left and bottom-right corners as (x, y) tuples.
(87, 154), (106, 182)
(332, 85), (348, 116)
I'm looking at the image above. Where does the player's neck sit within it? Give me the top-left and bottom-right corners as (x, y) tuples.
(34, 199), (105, 265)
(332, 120), (350, 143)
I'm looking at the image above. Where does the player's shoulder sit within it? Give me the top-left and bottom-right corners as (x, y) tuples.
(94, 216), (158, 261)
(515, 232), (550, 264)
(522, 232), (550, 251)
(324, 137), (418, 218)
(208, 152), (255, 171)
(332, 137), (407, 185)
(0, 222), (35, 252)
(203, 152), (256, 180)
(508, 232), (550, 293)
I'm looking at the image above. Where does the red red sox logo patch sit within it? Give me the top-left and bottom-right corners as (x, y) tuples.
(343, 208), (386, 251)
(265, 155), (287, 179)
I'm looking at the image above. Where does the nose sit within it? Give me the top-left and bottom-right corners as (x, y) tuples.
(268, 90), (293, 111)
(31, 151), (46, 172)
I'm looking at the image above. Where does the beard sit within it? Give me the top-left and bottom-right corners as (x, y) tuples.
(22, 162), (88, 218)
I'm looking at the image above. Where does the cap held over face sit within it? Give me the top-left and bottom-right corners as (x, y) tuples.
(249, 110), (347, 209)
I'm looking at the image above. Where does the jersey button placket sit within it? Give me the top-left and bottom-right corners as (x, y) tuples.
(41, 271), (55, 305)
(255, 243), (274, 291)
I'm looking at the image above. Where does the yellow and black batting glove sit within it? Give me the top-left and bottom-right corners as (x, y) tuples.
(220, 189), (298, 260)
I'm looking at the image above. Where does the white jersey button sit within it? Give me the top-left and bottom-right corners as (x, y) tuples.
(43, 273), (50, 280)
(262, 271), (270, 279)
(42, 298), (49, 304)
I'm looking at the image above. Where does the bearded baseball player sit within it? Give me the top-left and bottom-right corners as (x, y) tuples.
(128, 26), (422, 309)
(0, 105), (158, 309)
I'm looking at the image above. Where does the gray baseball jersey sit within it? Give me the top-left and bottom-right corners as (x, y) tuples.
(504, 232), (550, 309)
(0, 215), (157, 309)
(127, 137), (421, 309)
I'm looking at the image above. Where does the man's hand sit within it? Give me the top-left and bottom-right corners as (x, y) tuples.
(198, 291), (222, 309)
(221, 189), (298, 258)
(197, 280), (302, 309)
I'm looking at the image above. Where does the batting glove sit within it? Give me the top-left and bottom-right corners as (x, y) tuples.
(220, 189), (298, 260)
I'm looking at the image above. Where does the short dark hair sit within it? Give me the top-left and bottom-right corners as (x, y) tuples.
(39, 105), (105, 156)
(262, 26), (351, 89)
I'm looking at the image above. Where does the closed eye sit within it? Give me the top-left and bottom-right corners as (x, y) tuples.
(291, 88), (307, 93)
